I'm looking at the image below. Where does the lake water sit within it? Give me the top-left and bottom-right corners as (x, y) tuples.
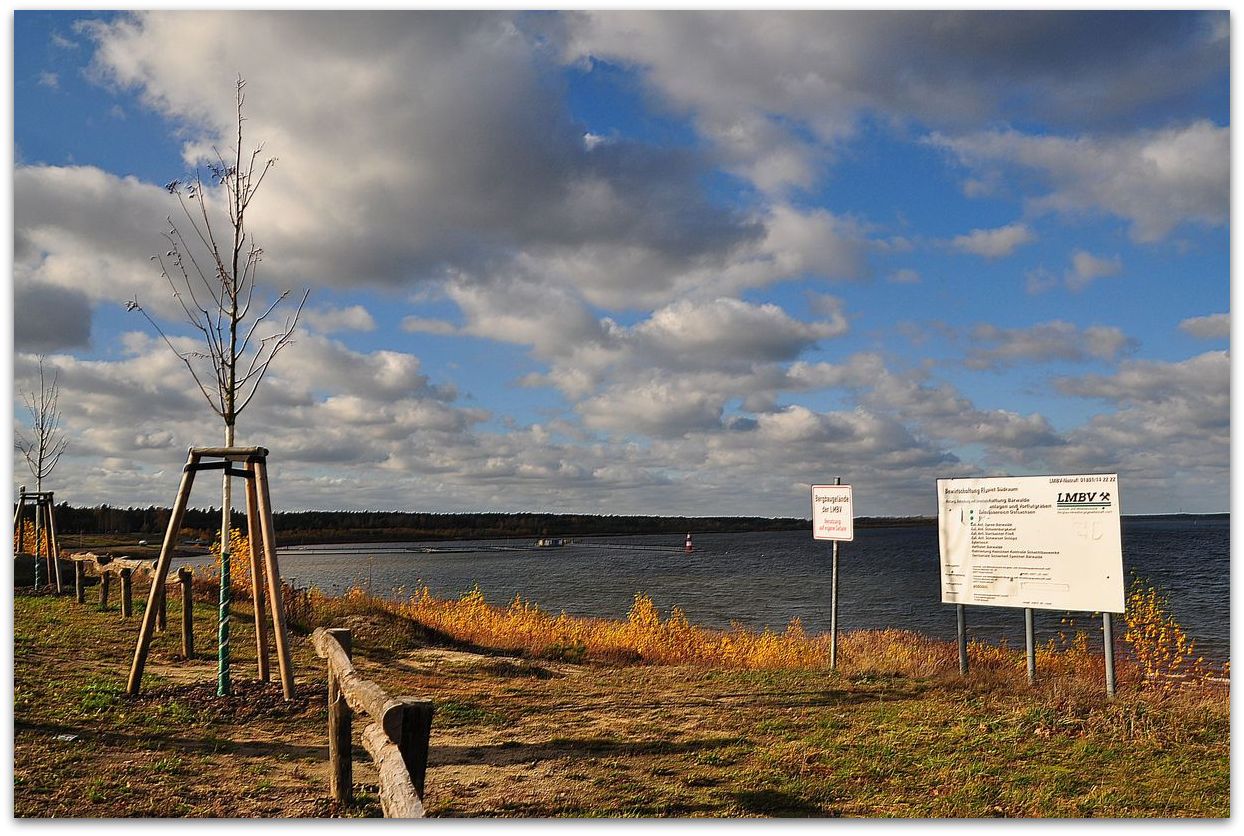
(269, 517), (1230, 664)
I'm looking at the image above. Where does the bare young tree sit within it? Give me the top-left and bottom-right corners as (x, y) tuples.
(16, 355), (70, 589)
(127, 78), (308, 695)
(16, 355), (70, 494)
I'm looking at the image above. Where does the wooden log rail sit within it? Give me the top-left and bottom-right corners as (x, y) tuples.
(312, 627), (433, 818)
(68, 552), (194, 656)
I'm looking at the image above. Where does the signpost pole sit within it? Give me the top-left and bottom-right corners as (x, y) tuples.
(830, 540), (840, 670)
(1103, 612), (1117, 698)
(956, 604), (968, 676)
(812, 478), (852, 673)
(1024, 608), (1036, 685)
(829, 477), (841, 671)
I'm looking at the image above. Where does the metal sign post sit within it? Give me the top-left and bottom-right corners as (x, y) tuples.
(1025, 608), (1036, 686)
(830, 536), (840, 669)
(1103, 612), (1117, 698)
(812, 479), (854, 672)
(957, 604), (968, 675)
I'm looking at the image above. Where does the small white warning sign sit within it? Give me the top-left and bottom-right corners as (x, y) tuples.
(811, 484), (854, 542)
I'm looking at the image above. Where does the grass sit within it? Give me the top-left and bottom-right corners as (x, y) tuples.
(12, 578), (1231, 818)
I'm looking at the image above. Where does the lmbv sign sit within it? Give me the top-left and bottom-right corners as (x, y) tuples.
(811, 484), (854, 542)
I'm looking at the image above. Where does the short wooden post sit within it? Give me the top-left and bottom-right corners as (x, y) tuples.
(179, 566), (195, 659)
(120, 568), (133, 618)
(397, 698), (434, 799)
(74, 560), (86, 604)
(328, 628), (353, 805)
(100, 572), (112, 609)
(155, 582), (167, 633)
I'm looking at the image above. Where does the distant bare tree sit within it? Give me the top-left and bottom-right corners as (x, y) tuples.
(127, 77), (308, 695)
(16, 355), (70, 494)
(15, 355), (69, 590)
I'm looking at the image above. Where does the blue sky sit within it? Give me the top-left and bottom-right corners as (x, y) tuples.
(12, 10), (1230, 515)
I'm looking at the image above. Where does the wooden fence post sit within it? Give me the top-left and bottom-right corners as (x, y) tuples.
(327, 627), (353, 805)
(120, 568), (133, 618)
(100, 572), (112, 609)
(397, 698), (435, 800)
(155, 582), (167, 633)
(74, 560), (85, 604)
(179, 567), (194, 659)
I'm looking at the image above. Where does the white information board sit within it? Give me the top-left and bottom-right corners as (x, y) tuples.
(812, 484), (854, 541)
(937, 474), (1124, 613)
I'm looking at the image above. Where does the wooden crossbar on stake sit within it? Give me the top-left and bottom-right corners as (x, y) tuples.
(14, 487), (63, 592)
(127, 446), (295, 699)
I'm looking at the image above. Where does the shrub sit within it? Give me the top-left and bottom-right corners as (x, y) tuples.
(1124, 579), (1214, 688)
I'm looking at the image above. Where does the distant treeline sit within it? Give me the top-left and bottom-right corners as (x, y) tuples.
(33, 503), (1224, 545)
(43, 504), (815, 544)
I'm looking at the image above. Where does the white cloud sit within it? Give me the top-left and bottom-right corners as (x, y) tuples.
(634, 296), (845, 364)
(1048, 352), (1229, 504)
(950, 223), (1035, 259)
(965, 321), (1136, 370)
(932, 121), (1228, 242)
(887, 268), (920, 284)
(1068, 250), (1122, 290)
(564, 11), (1227, 195)
(1179, 312), (1229, 340)
(66, 11), (757, 305)
(14, 282), (92, 351)
(302, 304), (376, 334)
(401, 317), (457, 336)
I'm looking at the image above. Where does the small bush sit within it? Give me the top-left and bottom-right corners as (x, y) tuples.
(1124, 579), (1215, 688)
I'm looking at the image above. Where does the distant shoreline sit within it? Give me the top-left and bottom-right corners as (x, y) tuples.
(41, 504), (1227, 551)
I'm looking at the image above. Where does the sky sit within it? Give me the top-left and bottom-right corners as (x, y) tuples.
(10, 10), (1231, 517)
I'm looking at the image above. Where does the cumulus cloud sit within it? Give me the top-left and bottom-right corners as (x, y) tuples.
(1067, 250), (1123, 290)
(14, 164), (181, 316)
(70, 11), (757, 304)
(14, 281), (92, 351)
(302, 304), (376, 334)
(1179, 312), (1229, 340)
(932, 121), (1228, 242)
(965, 321), (1136, 369)
(1048, 351), (1229, 504)
(950, 223), (1035, 259)
(10, 11), (1229, 516)
(564, 11), (1227, 193)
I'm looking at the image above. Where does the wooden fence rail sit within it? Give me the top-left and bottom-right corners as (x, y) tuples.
(68, 553), (193, 655)
(312, 627), (433, 818)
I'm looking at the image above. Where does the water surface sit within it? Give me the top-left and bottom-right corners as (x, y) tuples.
(266, 517), (1229, 663)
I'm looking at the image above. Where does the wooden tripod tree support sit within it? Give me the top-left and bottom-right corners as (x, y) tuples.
(127, 446), (295, 700)
(14, 487), (63, 592)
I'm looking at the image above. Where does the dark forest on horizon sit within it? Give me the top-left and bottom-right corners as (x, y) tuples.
(30, 503), (1226, 546)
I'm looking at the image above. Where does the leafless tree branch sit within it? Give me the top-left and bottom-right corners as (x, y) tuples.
(15, 355), (71, 491)
(128, 76), (309, 435)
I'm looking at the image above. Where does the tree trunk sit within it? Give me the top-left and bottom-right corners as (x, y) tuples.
(218, 423), (234, 696)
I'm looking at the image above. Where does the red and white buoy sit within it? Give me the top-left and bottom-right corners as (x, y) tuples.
(685, 532), (694, 553)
